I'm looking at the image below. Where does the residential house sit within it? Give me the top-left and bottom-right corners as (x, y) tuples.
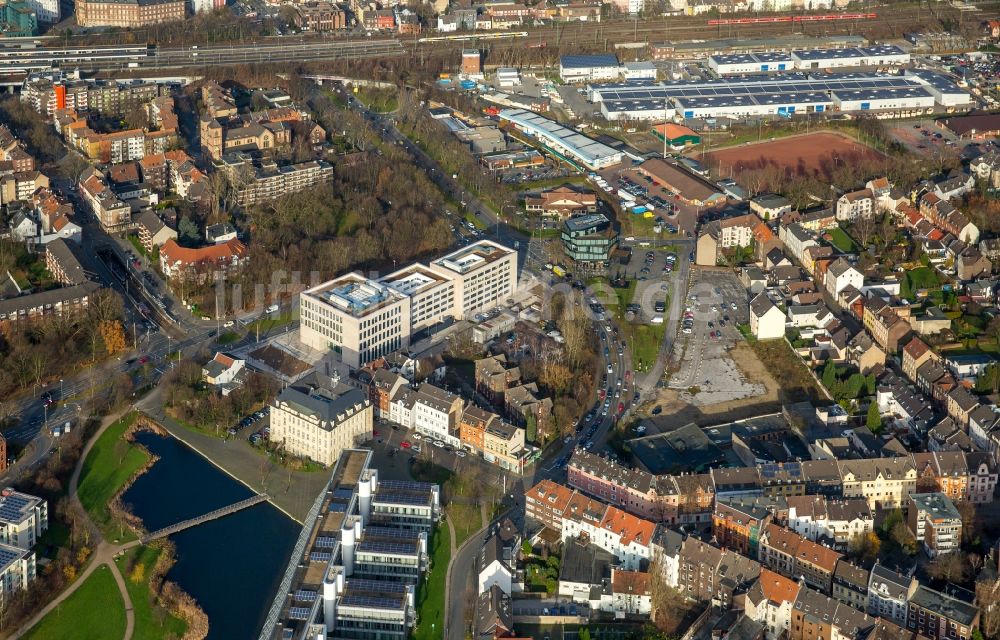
(743, 569), (801, 640)
(523, 185), (597, 218)
(159, 238), (247, 281)
(134, 209), (176, 253)
(832, 561), (870, 613)
(835, 189), (874, 221)
(945, 386), (979, 428)
(750, 293), (785, 340)
(868, 563), (915, 625)
(824, 258), (863, 299)
(201, 352), (245, 389)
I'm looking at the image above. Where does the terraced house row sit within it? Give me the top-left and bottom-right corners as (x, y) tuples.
(566, 448), (997, 524)
(526, 477), (981, 640)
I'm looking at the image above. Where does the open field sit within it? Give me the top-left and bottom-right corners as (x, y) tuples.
(23, 566), (126, 640)
(703, 132), (884, 186)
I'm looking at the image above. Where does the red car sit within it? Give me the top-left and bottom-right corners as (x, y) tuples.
(401, 441), (411, 449)
(138, 356), (149, 364)
(617, 402), (625, 414)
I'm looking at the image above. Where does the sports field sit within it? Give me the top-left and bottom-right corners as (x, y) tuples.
(704, 132), (884, 184)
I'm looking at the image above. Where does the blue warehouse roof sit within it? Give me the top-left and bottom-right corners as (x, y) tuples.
(560, 54), (619, 69)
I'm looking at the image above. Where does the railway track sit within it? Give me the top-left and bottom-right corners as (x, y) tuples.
(411, 4), (1000, 54)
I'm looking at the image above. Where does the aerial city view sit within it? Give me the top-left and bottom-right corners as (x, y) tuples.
(3, 0), (1000, 639)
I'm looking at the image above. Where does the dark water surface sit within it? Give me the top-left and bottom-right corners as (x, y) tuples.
(123, 431), (299, 640)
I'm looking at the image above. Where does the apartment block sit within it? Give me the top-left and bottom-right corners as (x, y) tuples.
(786, 495), (873, 550)
(76, 0), (185, 27)
(525, 479), (574, 532)
(0, 544), (34, 608)
(0, 490), (47, 551)
(868, 563), (915, 625)
(269, 375), (373, 468)
(907, 584), (979, 640)
(905, 492), (962, 558)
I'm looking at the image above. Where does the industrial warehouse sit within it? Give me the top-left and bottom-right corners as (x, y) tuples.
(589, 70), (970, 122)
(499, 108), (625, 170)
(706, 44), (910, 75)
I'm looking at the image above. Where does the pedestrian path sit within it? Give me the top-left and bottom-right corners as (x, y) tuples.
(13, 407), (136, 640)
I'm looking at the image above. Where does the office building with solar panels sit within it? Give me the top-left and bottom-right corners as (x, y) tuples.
(588, 71), (970, 121)
(262, 449), (441, 640)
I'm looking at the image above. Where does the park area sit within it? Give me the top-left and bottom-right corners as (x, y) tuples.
(703, 132), (884, 187)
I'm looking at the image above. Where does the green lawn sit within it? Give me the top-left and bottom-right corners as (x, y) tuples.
(827, 227), (858, 253)
(23, 566), (126, 640)
(246, 310), (298, 337)
(901, 267), (942, 299)
(116, 545), (188, 640)
(353, 87), (399, 113)
(77, 412), (149, 542)
(625, 322), (667, 373)
(216, 331), (241, 345)
(448, 503), (483, 547)
(413, 527), (450, 640)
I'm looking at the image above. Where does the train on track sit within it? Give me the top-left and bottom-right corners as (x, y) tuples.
(418, 31), (528, 43)
(708, 12), (876, 25)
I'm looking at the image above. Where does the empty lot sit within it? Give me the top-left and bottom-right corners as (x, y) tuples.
(667, 269), (767, 406)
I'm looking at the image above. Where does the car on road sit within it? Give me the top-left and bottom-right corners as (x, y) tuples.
(636, 425), (647, 434)
(651, 405), (662, 415)
(411, 444), (421, 453)
(401, 441), (411, 449)
(433, 440), (445, 448)
(455, 450), (466, 458)
(412, 433), (422, 440)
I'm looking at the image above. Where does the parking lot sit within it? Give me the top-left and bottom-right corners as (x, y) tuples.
(668, 269), (765, 406)
(500, 162), (577, 185)
(615, 246), (684, 323)
(888, 119), (964, 153)
(592, 166), (702, 237)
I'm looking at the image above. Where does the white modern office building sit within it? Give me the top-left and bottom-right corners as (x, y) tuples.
(263, 449), (440, 640)
(300, 240), (517, 368)
(299, 275), (412, 368)
(430, 240), (517, 317)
